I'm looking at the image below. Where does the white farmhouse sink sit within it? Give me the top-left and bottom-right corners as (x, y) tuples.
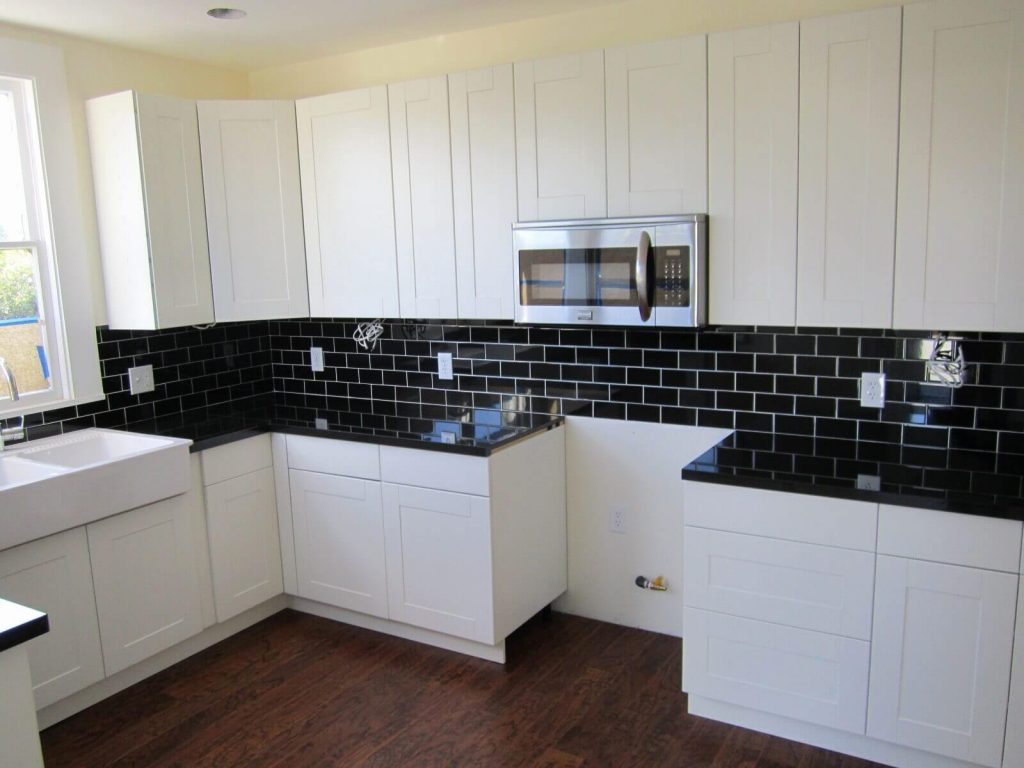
(0, 429), (192, 551)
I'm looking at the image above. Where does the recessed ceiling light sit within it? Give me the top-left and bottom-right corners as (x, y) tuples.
(207, 7), (246, 20)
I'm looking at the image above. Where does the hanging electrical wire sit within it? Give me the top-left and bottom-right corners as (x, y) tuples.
(353, 319), (385, 352)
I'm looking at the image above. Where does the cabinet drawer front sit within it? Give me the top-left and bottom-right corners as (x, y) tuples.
(286, 435), (380, 480)
(201, 434), (273, 485)
(380, 446), (489, 496)
(684, 528), (875, 639)
(878, 504), (1022, 573)
(683, 608), (870, 735)
(683, 481), (877, 550)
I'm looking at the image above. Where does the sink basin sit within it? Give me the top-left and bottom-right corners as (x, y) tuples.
(0, 428), (193, 551)
(17, 429), (174, 469)
(0, 456), (63, 487)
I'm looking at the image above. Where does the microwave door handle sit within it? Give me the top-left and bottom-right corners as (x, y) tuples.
(636, 230), (653, 322)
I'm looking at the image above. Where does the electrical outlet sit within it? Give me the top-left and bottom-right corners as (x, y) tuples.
(437, 352), (453, 381)
(310, 346), (324, 373)
(315, 417), (328, 430)
(860, 372), (886, 408)
(609, 506), (626, 534)
(857, 474), (881, 491)
(128, 364), (154, 395)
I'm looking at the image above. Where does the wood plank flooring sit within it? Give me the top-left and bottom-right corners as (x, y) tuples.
(41, 610), (882, 767)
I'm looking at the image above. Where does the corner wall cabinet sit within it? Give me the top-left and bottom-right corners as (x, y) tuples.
(86, 91), (214, 330)
(197, 99), (309, 321)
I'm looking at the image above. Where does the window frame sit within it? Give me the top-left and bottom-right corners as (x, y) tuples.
(0, 37), (102, 417)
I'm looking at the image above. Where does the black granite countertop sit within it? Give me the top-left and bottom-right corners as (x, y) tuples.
(0, 597), (48, 653)
(122, 396), (563, 456)
(682, 429), (1024, 521)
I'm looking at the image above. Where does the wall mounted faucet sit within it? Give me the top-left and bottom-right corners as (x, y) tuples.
(0, 357), (25, 449)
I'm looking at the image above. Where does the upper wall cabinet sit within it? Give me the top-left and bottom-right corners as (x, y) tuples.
(707, 24), (799, 326)
(894, 0), (1024, 332)
(197, 100), (309, 322)
(295, 87), (400, 318)
(87, 91), (214, 330)
(449, 65), (518, 320)
(796, 8), (901, 328)
(605, 36), (707, 217)
(388, 77), (459, 319)
(514, 51), (606, 220)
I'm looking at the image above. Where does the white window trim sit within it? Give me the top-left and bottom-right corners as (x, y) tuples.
(0, 37), (103, 417)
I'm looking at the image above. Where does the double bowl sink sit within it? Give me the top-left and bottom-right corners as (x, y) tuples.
(0, 429), (192, 550)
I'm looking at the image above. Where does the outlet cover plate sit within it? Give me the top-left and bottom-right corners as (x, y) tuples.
(609, 506), (626, 534)
(860, 372), (886, 408)
(128, 364), (154, 395)
(310, 346), (324, 373)
(437, 352), (453, 381)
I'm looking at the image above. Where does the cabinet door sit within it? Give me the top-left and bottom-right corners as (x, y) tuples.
(605, 35), (707, 216)
(0, 528), (104, 709)
(382, 483), (493, 644)
(708, 24), (798, 325)
(389, 76), (459, 318)
(894, 0), (1024, 331)
(87, 494), (204, 675)
(136, 93), (215, 328)
(289, 469), (387, 618)
(868, 556), (1017, 767)
(514, 51), (606, 220)
(205, 467), (283, 623)
(296, 87), (400, 318)
(449, 64), (518, 320)
(797, 8), (901, 328)
(1005, 577), (1024, 767)
(198, 100), (309, 321)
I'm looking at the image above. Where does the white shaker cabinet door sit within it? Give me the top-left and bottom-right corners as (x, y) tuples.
(605, 35), (707, 216)
(205, 467), (283, 623)
(389, 76), (459, 319)
(514, 51), (606, 220)
(87, 494), (204, 676)
(290, 469), (388, 618)
(0, 528), (104, 709)
(1005, 576), (1024, 767)
(894, 0), (1024, 331)
(296, 87), (400, 318)
(198, 100), (309, 322)
(382, 483), (494, 644)
(867, 556), (1017, 767)
(708, 23), (799, 326)
(449, 64), (518, 320)
(797, 8), (901, 328)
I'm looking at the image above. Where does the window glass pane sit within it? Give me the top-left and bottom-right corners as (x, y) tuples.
(0, 247), (51, 398)
(0, 89), (31, 243)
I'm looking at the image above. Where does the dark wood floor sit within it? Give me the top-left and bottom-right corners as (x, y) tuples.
(41, 610), (882, 767)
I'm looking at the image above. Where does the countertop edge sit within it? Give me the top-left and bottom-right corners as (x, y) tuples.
(0, 601), (49, 654)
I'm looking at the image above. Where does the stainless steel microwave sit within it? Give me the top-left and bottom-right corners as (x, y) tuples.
(513, 215), (707, 327)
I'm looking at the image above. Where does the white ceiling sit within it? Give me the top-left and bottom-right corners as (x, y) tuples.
(0, 0), (624, 71)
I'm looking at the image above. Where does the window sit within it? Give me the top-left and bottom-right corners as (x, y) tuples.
(0, 38), (102, 415)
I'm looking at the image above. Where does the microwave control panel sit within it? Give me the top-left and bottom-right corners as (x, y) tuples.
(655, 247), (691, 307)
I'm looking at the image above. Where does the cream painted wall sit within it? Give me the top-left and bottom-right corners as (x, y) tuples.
(0, 22), (248, 325)
(249, 0), (900, 97)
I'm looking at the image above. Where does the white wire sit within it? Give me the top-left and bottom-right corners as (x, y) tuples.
(926, 334), (968, 388)
(353, 319), (385, 352)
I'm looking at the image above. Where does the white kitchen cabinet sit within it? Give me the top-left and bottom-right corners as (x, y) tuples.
(296, 87), (400, 318)
(87, 493), (205, 676)
(449, 64), (518, 320)
(797, 8), (901, 328)
(86, 91), (214, 330)
(382, 483), (493, 643)
(707, 23), (798, 326)
(202, 435), (283, 623)
(514, 51), (606, 220)
(289, 469), (388, 618)
(0, 528), (104, 709)
(867, 555), (1017, 767)
(1005, 569), (1024, 767)
(389, 76), (459, 318)
(197, 100), (309, 321)
(894, 0), (1024, 332)
(605, 35), (707, 216)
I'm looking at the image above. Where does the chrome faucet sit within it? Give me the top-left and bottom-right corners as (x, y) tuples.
(0, 357), (25, 449)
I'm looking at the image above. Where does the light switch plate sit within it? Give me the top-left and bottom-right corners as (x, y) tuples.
(128, 364), (154, 395)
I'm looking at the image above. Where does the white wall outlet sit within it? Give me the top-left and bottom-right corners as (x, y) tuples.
(437, 352), (453, 381)
(315, 417), (328, 430)
(609, 506), (626, 534)
(856, 474), (881, 491)
(860, 372), (886, 408)
(310, 346), (325, 373)
(128, 364), (154, 395)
